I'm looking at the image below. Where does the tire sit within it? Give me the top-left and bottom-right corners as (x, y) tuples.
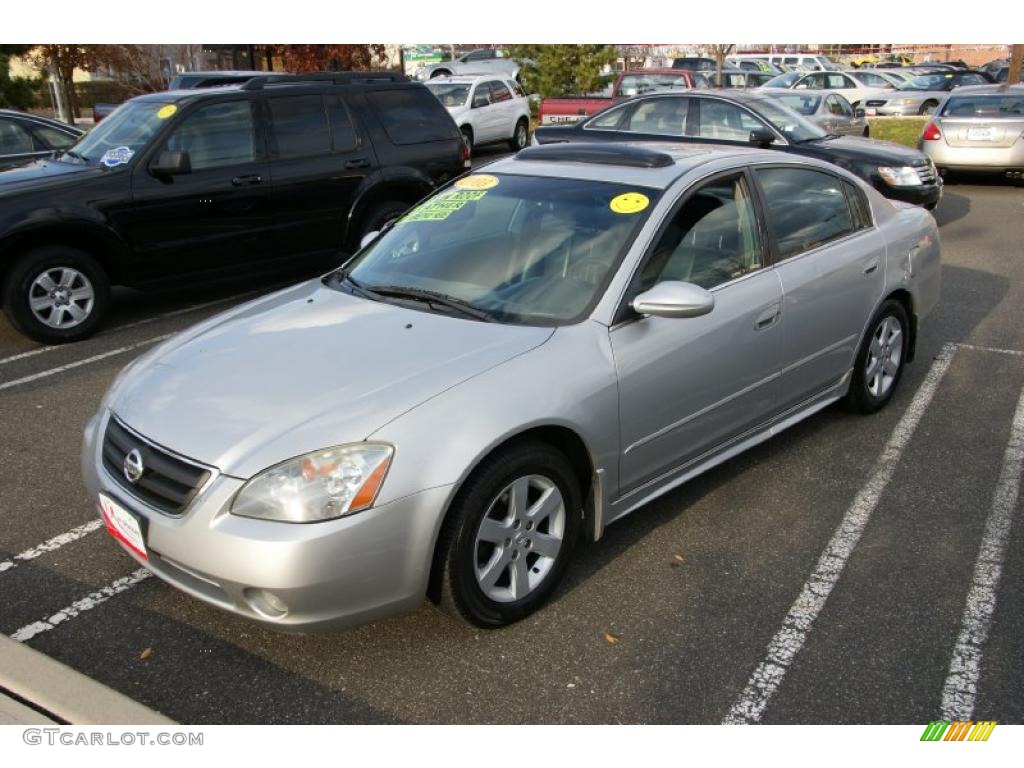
(508, 118), (529, 152)
(358, 200), (409, 243)
(2, 246), (110, 344)
(843, 299), (910, 414)
(460, 125), (474, 152)
(918, 101), (938, 116)
(862, 127), (870, 137)
(436, 441), (582, 628)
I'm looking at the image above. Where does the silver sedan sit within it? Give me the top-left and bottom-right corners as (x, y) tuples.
(920, 85), (1024, 175)
(763, 88), (870, 136)
(82, 143), (941, 631)
(863, 70), (994, 116)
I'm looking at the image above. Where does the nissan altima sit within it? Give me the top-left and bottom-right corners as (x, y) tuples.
(82, 143), (941, 631)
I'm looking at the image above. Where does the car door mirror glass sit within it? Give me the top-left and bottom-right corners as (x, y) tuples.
(854, 107), (866, 118)
(150, 150), (191, 178)
(360, 230), (381, 249)
(632, 281), (715, 319)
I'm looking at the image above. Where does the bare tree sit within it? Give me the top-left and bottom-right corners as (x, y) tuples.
(1009, 44), (1023, 85)
(709, 44), (735, 88)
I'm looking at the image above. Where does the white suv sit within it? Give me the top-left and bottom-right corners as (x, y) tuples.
(425, 75), (531, 152)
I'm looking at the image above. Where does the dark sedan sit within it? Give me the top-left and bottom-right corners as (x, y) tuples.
(0, 110), (83, 171)
(533, 89), (942, 208)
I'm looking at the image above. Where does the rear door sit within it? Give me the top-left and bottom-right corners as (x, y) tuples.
(265, 91), (375, 261)
(611, 170), (783, 494)
(754, 166), (884, 412)
(487, 79), (517, 141)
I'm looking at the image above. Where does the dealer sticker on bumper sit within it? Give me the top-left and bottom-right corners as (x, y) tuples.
(99, 493), (147, 560)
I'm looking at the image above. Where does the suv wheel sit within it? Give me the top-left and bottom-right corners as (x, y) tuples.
(437, 441), (581, 628)
(460, 125), (474, 152)
(2, 246), (110, 343)
(431, 69), (451, 79)
(844, 299), (909, 414)
(359, 200), (410, 243)
(509, 118), (529, 152)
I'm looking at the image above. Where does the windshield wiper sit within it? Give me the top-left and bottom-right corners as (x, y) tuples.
(365, 284), (494, 322)
(61, 150), (88, 162)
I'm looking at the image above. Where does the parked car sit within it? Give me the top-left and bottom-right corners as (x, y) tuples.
(994, 66), (1024, 84)
(862, 70), (995, 116)
(671, 57), (718, 72)
(727, 58), (783, 75)
(425, 75), (531, 151)
(760, 72), (803, 89)
(919, 85), (1024, 178)
(533, 90), (942, 208)
(415, 49), (520, 82)
(167, 70), (269, 90)
(763, 53), (839, 72)
(538, 69), (704, 126)
(0, 72), (467, 343)
(790, 71), (889, 107)
(83, 141), (941, 631)
(763, 89), (869, 136)
(0, 109), (83, 171)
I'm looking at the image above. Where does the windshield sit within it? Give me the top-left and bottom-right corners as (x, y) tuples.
(339, 173), (661, 325)
(70, 100), (175, 165)
(941, 94), (1024, 117)
(750, 98), (826, 142)
(763, 73), (800, 88)
(425, 83), (471, 107)
(776, 94), (822, 116)
(619, 73), (691, 96)
(900, 74), (953, 91)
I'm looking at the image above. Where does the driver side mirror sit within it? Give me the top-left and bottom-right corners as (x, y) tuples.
(632, 281), (715, 319)
(360, 231), (380, 250)
(854, 107), (866, 118)
(748, 127), (776, 147)
(150, 150), (191, 179)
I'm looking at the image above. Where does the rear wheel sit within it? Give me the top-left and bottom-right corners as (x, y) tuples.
(460, 125), (474, 152)
(2, 246), (110, 343)
(844, 299), (910, 414)
(508, 118), (529, 152)
(437, 441), (581, 628)
(431, 69), (451, 79)
(358, 200), (409, 243)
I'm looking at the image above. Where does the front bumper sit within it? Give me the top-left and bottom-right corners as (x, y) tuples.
(82, 410), (453, 632)
(876, 178), (943, 207)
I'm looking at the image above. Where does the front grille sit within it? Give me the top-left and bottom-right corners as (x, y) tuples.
(102, 417), (211, 515)
(865, 99), (887, 107)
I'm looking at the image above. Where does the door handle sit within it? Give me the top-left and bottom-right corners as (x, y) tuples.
(344, 158), (371, 170)
(231, 174), (263, 187)
(754, 303), (781, 331)
(864, 260), (879, 274)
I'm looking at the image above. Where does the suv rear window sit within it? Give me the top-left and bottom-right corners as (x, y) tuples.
(366, 88), (459, 145)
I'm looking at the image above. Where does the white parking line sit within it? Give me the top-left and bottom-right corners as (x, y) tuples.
(955, 342), (1024, 358)
(940, 382), (1024, 721)
(723, 342), (957, 724)
(0, 333), (173, 392)
(10, 568), (152, 643)
(0, 519), (103, 575)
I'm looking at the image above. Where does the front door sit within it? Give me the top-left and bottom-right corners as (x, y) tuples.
(611, 171), (783, 495)
(123, 98), (273, 284)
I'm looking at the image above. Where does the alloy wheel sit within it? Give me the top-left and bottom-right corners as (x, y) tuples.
(28, 267), (95, 329)
(865, 315), (903, 398)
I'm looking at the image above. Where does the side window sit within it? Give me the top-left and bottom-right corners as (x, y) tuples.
(509, 80), (526, 98)
(827, 74), (850, 89)
(697, 100), (768, 142)
(0, 119), (35, 154)
(327, 95), (358, 151)
(843, 180), (873, 230)
(32, 125), (78, 151)
(638, 173), (764, 292)
(784, 57), (799, 66)
(269, 95), (331, 158)
(957, 73), (987, 86)
(489, 81), (512, 103)
(366, 88), (461, 145)
(836, 96), (853, 117)
(825, 95), (844, 116)
(163, 101), (256, 171)
(473, 82), (492, 107)
(756, 167), (855, 259)
(625, 98), (689, 135)
(586, 103), (630, 130)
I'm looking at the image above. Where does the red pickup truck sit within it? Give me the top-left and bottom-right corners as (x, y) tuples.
(538, 69), (707, 126)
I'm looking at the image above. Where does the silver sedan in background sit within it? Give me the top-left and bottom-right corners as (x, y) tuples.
(920, 85), (1024, 177)
(863, 70), (994, 116)
(82, 143), (941, 633)
(763, 88), (870, 136)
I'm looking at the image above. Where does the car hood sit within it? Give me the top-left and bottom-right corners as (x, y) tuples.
(803, 134), (928, 164)
(111, 280), (554, 478)
(0, 157), (108, 195)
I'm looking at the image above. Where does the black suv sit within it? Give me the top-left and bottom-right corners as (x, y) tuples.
(0, 72), (468, 343)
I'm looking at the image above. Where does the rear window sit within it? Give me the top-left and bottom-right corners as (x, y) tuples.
(941, 95), (1024, 117)
(366, 87), (459, 145)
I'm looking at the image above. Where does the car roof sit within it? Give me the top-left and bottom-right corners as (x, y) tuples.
(943, 84), (1024, 96)
(481, 141), (803, 189)
(425, 74), (509, 85)
(768, 88), (835, 98)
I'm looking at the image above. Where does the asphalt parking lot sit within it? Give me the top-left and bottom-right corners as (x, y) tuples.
(2, 173), (1023, 725)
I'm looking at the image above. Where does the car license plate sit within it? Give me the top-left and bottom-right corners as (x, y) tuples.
(543, 115), (582, 125)
(99, 493), (147, 560)
(865, 108), (877, 116)
(967, 127), (994, 141)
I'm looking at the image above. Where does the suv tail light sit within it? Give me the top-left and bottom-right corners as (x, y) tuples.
(922, 122), (942, 141)
(461, 139), (471, 169)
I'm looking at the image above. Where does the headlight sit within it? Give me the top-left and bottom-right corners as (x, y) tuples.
(231, 444), (393, 523)
(878, 166), (922, 186)
(891, 98), (917, 106)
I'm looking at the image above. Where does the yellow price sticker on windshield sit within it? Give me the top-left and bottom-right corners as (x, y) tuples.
(454, 174), (499, 190)
(610, 192), (650, 214)
(157, 104), (178, 119)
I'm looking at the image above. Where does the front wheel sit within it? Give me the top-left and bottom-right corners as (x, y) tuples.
(437, 441), (581, 628)
(844, 300), (910, 414)
(2, 246), (110, 343)
(919, 101), (938, 116)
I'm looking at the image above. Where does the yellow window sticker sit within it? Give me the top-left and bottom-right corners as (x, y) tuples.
(157, 104), (178, 119)
(454, 174), (499, 190)
(401, 189), (488, 223)
(609, 192), (650, 214)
